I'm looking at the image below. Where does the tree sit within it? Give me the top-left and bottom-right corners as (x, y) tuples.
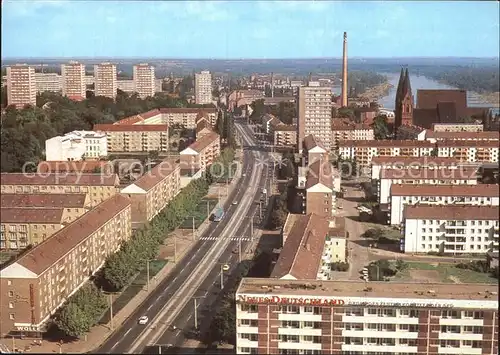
(430, 148), (438, 157)
(337, 108), (354, 119)
(55, 302), (93, 338)
(215, 111), (224, 135)
(371, 115), (390, 140)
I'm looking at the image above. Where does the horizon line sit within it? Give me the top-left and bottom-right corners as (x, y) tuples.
(1, 56), (499, 61)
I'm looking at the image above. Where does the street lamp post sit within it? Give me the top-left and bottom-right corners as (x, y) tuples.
(146, 259), (150, 291)
(192, 216), (196, 241)
(101, 290), (120, 330)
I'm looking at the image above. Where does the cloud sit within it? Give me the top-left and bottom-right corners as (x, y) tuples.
(106, 16), (117, 24)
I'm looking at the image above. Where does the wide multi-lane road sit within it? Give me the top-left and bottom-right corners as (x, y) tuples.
(146, 122), (271, 353)
(96, 121), (269, 354)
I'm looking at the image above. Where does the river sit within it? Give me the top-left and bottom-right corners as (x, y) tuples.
(376, 73), (493, 110)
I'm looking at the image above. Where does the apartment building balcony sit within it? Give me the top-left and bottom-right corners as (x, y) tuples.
(341, 344), (418, 353)
(237, 339), (258, 348)
(342, 330), (419, 339)
(438, 332), (483, 341)
(437, 347), (482, 355)
(342, 315), (420, 324)
(278, 342), (321, 351)
(277, 327), (322, 336)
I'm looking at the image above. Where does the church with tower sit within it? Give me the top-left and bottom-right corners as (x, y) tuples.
(394, 68), (414, 134)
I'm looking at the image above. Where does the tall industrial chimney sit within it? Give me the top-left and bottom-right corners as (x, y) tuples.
(341, 31), (348, 107)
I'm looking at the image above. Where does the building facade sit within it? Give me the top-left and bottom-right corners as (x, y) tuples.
(331, 123), (374, 149)
(133, 63), (155, 99)
(45, 131), (108, 161)
(432, 123), (484, 132)
(34, 73), (62, 93)
(297, 82), (333, 152)
(339, 140), (435, 173)
(61, 61), (86, 101)
(180, 132), (220, 172)
(403, 205), (499, 254)
(0, 173), (120, 208)
(195, 70), (212, 104)
(389, 184), (499, 226)
(235, 278), (498, 355)
(378, 167), (478, 205)
(94, 63), (117, 99)
(0, 195), (132, 336)
(93, 124), (169, 153)
(274, 125), (297, 148)
(121, 158), (181, 227)
(6, 64), (37, 108)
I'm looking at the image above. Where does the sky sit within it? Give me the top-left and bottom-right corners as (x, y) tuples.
(2, 0), (499, 59)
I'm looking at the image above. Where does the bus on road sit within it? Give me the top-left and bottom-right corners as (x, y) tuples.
(213, 207), (225, 222)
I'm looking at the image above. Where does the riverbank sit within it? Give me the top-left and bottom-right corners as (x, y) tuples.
(358, 81), (393, 101)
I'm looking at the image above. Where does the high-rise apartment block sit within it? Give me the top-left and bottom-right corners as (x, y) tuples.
(133, 63), (155, 99)
(94, 62), (117, 99)
(195, 70), (212, 104)
(6, 64), (37, 108)
(61, 61), (86, 101)
(297, 82), (333, 152)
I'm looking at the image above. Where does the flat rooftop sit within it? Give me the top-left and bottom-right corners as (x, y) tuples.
(237, 278), (499, 302)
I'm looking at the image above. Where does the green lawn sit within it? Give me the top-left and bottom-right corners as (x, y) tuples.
(393, 261), (498, 284)
(179, 198), (219, 229)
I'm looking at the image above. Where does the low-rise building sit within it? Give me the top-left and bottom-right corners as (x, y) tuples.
(0, 194), (132, 336)
(436, 140), (499, 163)
(303, 134), (328, 166)
(339, 140), (435, 173)
(228, 89), (265, 111)
(112, 108), (218, 129)
(44, 131), (108, 161)
(0, 173), (120, 208)
(1, 207), (76, 250)
(120, 158), (181, 227)
(37, 160), (114, 174)
(403, 204), (499, 254)
(331, 122), (374, 149)
(370, 156), (463, 181)
(389, 184), (499, 226)
(302, 161), (337, 225)
(93, 124), (169, 153)
(195, 117), (213, 140)
(275, 213), (331, 280)
(378, 167), (478, 205)
(261, 114), (280, 135)
(422, 131), (499, 144)
(273, 124), (297, 147)
(179, 132), (220, 172)
(235, 278), (498, 355)
(432, 123), (484, 132)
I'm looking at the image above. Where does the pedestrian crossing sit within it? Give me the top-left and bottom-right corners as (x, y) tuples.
(199, 236), (252, 241)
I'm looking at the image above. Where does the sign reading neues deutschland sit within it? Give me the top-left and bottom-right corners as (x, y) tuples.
(237, 295), (454, 308)
(238, 295), (345, 306)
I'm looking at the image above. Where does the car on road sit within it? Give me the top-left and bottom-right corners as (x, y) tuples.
(242, 173), (246, 177)
(232, 248), (238, 254)
(337, 206), (343, 209)
(232, 201), (238, 205)
(138, 316), (149, 325)
(222, 264), (230, 271)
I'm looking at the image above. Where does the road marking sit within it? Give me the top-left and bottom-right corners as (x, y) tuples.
(128, 125), (263, 353)
(147, 304), (153, 311)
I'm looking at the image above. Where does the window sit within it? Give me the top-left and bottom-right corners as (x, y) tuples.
(8, 302), (14, 309)
(9, 314), (14, 320)
(7, 280), (12, 286)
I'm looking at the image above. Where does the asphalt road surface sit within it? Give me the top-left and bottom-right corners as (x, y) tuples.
(96, 122), (268, 354)
(149, 125), (271, 353)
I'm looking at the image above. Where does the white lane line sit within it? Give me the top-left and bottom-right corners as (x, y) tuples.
(147, 304), (154, 311)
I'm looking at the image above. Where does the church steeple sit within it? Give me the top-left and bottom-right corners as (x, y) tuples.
(394, 67), (414, 135)
(395, 68), (405, 103)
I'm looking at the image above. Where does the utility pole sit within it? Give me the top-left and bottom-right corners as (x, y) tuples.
(207, 200), (210, 219)
(11, 337), (14, 352)
(192, 216), (196, 241)
(238, 239), (242, 263)
(173, 233), (177, 263)
(259, 201), (263, 221)
(146, 260), (150, 291)
(220, 264), (224, 289)
(194, 298), (198, 329)
(109, 293), (114, 330)
(251, 218), (254, 240)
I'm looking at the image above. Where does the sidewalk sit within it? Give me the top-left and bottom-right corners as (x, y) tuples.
(0, 155), (244, 354)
